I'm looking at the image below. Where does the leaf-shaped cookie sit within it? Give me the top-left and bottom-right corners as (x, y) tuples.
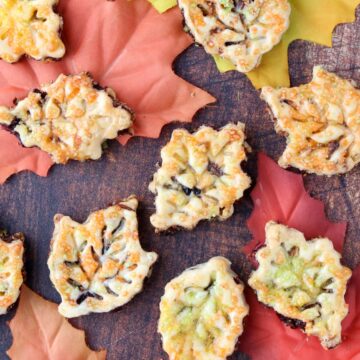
(0, 73), (133, 164)
(7, 285), (106, 359)
(151, 0), (359, 87)
(215, 0), (360, 87)
(48, 196), (158, 318)
(0, 0), (65, 63)
(240, 271), (360, 360)
(237, 153), (360, 359)
(0, 0), (214, 183)
(248, 221), (351, 350)
(261, 66), (360, 176)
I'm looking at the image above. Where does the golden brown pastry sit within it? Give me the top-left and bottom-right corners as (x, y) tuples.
(0, 230), (24, 315)
(179, 0), (290, 72)
(158, 257), (249, 360)
(47, 196), (158, 317)
(249, 221), (352, 349)
(0, 0), (65, 63)
(149, 123), (251, 232)
(261, 66), (360, 175)
(0, 73), (133, 164)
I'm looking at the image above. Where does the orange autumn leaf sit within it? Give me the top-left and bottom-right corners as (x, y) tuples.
(0, 0), (215, 183)
(7, 285), (106, 360)
(0, 130), (53, 183)
(238, 153), (360, 360)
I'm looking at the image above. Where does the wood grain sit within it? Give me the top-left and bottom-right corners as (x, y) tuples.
(0, 6), (359, 360)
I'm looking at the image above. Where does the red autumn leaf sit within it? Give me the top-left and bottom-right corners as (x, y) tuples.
(7, 285), (106, 360)
(0, 0), (214, 183)
(243, 152), (346, 255)
(239, 153), (360, 360)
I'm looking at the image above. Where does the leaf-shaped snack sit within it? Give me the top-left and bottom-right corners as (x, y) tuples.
(149, 123), (251, 232)
(239, 268), (360, 360)
(248, 221), (351, 350)
(153, 0), (359, 87)
(0, 230), (24, 315)
(0, 72), (133, 164)
(243, 153), (346, 257)
(48, 196), (158, 318)
(215, 0), (360, 88)
(238, 153), (360, 359)
(158, 257), (249, 360)
(178, 0), (291, 73)
(0, 0), (65, 63)
(0, 130), (53, 184)
(7, 285), (106, 359)
(261, 66), (360, 176)
(0, 0), (214, 183)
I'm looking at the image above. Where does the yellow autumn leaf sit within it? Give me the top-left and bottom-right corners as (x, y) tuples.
(149, 0), (359, 88)
(148, 0), (177, 13)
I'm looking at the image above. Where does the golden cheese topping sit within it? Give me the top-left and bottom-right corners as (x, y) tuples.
(179, 0), (290, 73)
(47, 196), (158, 318)
(149, 123), (251, 232)
(261, 66), (360, 175)
(158, 257), (249, 360)
(0, 0), (65, 63)
(0, 73), (133, 164)
(0, 230), (24, 315)
(248, 221), (352, 349)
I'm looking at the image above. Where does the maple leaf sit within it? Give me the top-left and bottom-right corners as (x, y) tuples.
(151, 0), (359, 88)
(0, 0), (214, 183)
(238, 153), (360, 360)
(243, 153), (346, 257)
(7, 285), (106, 360)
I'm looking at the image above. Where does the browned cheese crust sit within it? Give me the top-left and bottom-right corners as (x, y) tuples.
(261, 66), (360, 175)
(0, 73), (133, 164)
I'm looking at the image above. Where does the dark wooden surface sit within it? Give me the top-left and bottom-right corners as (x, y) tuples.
(0, 6), (360, 360)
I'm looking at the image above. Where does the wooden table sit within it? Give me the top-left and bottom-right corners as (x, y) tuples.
(0, 6), (359, 360)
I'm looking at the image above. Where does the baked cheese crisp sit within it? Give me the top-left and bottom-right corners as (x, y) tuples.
(47, 196), (158, 318)
(178, 0), (290, 73)
(0, 73), (133, 164)
(249, 221), (352, 349)
(0, 0), (65, 63)
(261, 66), (360, 175)
(158, 257), (249, 360)
(0, 230), (24, 315)
(149, 123), (251, 232)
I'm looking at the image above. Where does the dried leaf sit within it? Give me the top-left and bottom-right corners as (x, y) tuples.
(0, 0), (214, 183)
(0, 130), (53, 183)
(7, 285), (106, 360)
(243, 153), (346, 257)
(152, 0), (359, 88)
(238, 153), (360, 359)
